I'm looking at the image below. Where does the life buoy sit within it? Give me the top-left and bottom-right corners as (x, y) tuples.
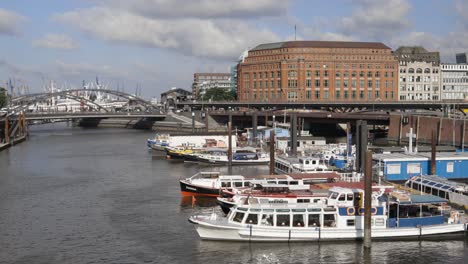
(346, 207), (355, 216)
(371, 207), (377, 215)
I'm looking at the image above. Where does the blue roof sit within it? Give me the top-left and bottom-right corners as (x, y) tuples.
(399, 194), (447, 204)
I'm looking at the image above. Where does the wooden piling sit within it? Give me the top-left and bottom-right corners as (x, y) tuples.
(228, 120), (232, 169)
(252, 111), (258, 146)
(431, 130), (436, 175)
(290, 112), (297, 156)
(364, 150), (373, 248)
(269, 130), (275, 175)
(4, 113), (9, 144)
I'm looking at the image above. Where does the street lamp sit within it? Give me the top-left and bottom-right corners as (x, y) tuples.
(192, 111), (195, 133)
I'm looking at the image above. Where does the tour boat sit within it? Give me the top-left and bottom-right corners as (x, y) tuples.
(216, 184), (328, 214)
(197, 147), (270, 165)
(275, 155), (331, 174)
(179, 172), (311, 197)
(189, 187), (467, 241)
(147, 133), (170, 150)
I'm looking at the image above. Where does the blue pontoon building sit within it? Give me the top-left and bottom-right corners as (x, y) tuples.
(373, 152), (468, 181)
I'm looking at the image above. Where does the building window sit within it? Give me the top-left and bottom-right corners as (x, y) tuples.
(368, 80), (372, 88)
(375, 71), (380, 77)
(253, 73), (257, 79)
(360, 80), (365, 89)
(352, 80), (356, 88)
(352, 91), (356, 99)
(344, 80), (348, 88)
(324, 71), (329, 77)
(360, 91), (364, 99)
(344, 71), (349, 78)
(315, 71), (320, 77)
(288, 70), (297, 77)
(335, 80), (341, 88)
(324, 91), (329, 99)
(376, 80), (380, 89)
(336, 91), (340, 99)
(375, 91), (380, 98)
(315, 80), (320, 88)
(367, 71), (372, 78)
(344, 91), (349, 99)
(352, 71), (356, 77)
(306, 71), (312, 77)
(336, 71), (341, 77)
(368, 91), (372, 99)
(360, 71), (364, 77)
(324, 80), (329, 88)
(306, 90), (311, 99)
(315, 91), (320, 99)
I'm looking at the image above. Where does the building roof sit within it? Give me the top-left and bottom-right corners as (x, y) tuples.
(250, 40), (391, 51)
(161, 87), (192, 96)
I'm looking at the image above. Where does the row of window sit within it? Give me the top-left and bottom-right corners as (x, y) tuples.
(246, 91), (393, 100)
(244, 62), (395, 72)
(400, 76), (439, 83)
(400, 68), (438, 74)
(245, 79), (394, 89)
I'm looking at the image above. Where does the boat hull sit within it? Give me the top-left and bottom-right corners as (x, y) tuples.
(190, 218), (468, 242)
(197, 157), (269, 165)
(179, 180), (220, 197)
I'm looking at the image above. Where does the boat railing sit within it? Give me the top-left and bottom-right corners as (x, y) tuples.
(338, 172), (362, 182)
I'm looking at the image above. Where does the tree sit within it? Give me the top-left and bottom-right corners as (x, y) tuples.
(0, 87), (7, 109)
(198, 88), (236, 101)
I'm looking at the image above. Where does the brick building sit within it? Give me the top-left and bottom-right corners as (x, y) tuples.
(237, 40), (398, 102)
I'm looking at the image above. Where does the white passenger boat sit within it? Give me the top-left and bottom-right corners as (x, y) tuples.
(275, 155), (331, 174)
(179, 172), (311, 197)
(189, 187), (467, 241)
(147, 133), (170, 150)
(216, 184), (328, 214)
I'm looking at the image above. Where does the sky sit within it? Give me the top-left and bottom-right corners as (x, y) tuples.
(0, 0), (467, 99)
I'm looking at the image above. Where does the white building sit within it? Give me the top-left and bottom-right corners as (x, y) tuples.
(394, 47), (441, 101)
(441, 63), (468, 101)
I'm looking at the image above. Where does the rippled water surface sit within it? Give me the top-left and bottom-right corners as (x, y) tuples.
(0, 124), (467, 264)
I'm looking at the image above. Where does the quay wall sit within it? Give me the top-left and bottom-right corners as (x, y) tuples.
(387, 115), (468, 147)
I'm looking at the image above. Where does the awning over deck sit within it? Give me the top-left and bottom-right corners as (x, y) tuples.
(397, 194), (447, 205)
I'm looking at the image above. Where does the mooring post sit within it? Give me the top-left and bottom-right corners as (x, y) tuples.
(269, 130), (275, 175)
(360, 121), (368, 174)
(431, 130), (436, 175)
(4, 113), (9, 144)
(228, 120), (232, 170)
(356, 120), (361, 172)
(364, 150), (373, 249)
(252, 111), (258, 146)
(290, 112), (297, 156)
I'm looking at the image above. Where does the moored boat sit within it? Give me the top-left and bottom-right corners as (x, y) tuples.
(189, 187), (467, 241)
(197, 147), (270, 165)
(179, 172), (311, 197)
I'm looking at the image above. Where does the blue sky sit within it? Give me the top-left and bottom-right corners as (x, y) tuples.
(0, 0), (467, 98)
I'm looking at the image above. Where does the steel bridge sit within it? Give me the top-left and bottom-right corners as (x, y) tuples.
(9, 88), (161, 114)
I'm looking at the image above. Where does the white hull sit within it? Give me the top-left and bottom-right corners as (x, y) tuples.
(191, 218), (467, 241)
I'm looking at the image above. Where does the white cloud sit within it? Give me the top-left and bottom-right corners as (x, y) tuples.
(95, 0), (289, 18)
(55, 7), (280, 59)
(0, 8), (26, 35)
(337, 0), (411, 40)
(32, 33), (79, 50)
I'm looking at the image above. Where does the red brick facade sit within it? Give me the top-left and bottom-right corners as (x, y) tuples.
(237, 41), (398, 102)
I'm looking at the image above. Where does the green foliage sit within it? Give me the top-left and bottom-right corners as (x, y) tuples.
(198, 88), (236, 101)
(0, 87), (7, 109)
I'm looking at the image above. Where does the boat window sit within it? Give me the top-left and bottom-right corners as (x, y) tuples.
(313, 199), (322, 203)
(308, 214), (321, 227)
(346, 193), (354, 201)
(305, 160), (310, 165)
(338, 194), (346, 201)
(324, 207), (336, 212)
(298, 199), (310, 203)
(292, 209), (307, 212)
(276, 214), (290, 227)
(276, 209), (290, 213)
(293, 214), (305, 227)
(243, 181), (251, 187)
(323, 214), (336, 227)
(248, 198), (259, 204)
(250, 209), (262, 212)
(290, 181), (299, 185)
(267, 181), (276, 184)
(375, 218), (385, 226)
(262, 209), (275, 213)
(330, 192), (338, 199)
(233, 212), (245, 223)
(347, 219), (355, 226)
(246, 214), (258, 225)
(307, 208), (321, 212)
(234, 182), (243, 187)
(279, 181), (288, 185)
(221, 182), (231, 188)
(260, 214), (274, 226)
(238, 207), (248, 211)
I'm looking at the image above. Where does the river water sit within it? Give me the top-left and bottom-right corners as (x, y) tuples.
(0, 124), (467, 264)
